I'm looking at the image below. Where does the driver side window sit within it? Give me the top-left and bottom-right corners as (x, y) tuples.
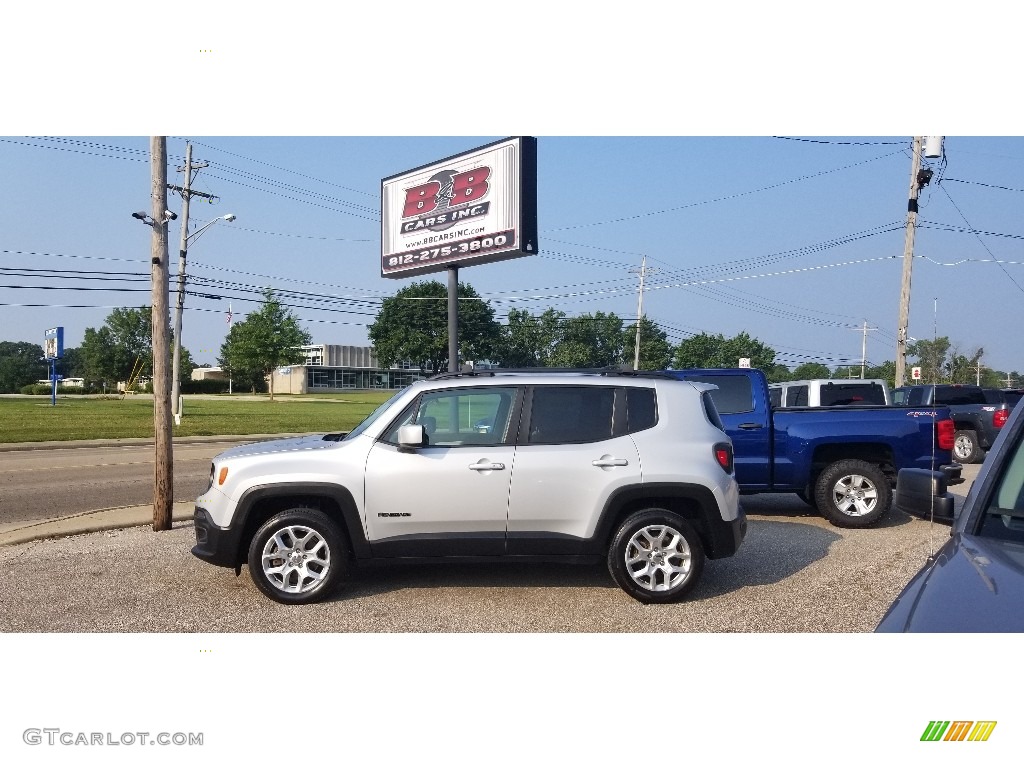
(382, 387), (518, 447)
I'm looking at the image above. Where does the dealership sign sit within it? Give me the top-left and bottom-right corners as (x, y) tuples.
(380, 136), (538, 279)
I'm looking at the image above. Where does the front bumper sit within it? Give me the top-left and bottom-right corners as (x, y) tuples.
(191, 506), (243, 568)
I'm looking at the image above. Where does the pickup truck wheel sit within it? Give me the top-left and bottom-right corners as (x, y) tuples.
(814, 460), (892, 528)
(608, 509), (705, 604)
(247, 507), (348, 605)
(953, 429), (983, 464)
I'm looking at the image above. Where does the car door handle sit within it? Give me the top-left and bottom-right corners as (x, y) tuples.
(592, 458), (629, 467)
(469, 461), (505, 471)
(737, 422), (764, 430)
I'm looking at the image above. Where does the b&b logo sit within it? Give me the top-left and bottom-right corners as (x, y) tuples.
(401, 166), (491, 234)
(921, 721), (997, 742)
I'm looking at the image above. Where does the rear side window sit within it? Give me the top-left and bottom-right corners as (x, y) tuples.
(769, 387), (782, 408)
(819, 383), (887, 406)
(786, 385), (808, 407)
(935, 386), (987, 406)
(625, 387), (658, 433)
(528, 386), (614, 444)
(679, 374), (753, 415)
(701, 391), (725, 431)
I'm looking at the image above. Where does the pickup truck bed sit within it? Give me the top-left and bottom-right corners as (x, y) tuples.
(667, 369), (960, 527)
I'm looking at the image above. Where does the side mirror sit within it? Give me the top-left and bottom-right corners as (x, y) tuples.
(397, 424), (426, 450)
(892, 468), (956, 524)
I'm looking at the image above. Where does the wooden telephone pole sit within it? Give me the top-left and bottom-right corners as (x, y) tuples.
(150, 137), (174, 531)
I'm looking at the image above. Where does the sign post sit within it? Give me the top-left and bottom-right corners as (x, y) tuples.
(44, 327), (64, 406)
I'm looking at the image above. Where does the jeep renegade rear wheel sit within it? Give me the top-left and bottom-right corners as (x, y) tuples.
(247, 507), (348, 604)
(608, 509), (705, 604)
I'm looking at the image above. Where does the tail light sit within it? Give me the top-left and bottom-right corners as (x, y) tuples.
(994, 408), (1009, 429)
(937, 418), (955, 451)
(714, 442), (734, 474)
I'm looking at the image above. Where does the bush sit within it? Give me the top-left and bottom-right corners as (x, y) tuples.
(180, 379), (231, 395)
(18, 384), (104, 395)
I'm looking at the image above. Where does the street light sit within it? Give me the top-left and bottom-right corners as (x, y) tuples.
(171, 213), (236, 424)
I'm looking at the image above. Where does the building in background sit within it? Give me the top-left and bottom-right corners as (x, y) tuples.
(271, 345), (425, 394)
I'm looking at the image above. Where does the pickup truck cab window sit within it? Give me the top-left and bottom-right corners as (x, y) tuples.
(678, 374), (753, 415)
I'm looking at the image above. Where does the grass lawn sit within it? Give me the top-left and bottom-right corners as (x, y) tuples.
(0, 392), (395, 443)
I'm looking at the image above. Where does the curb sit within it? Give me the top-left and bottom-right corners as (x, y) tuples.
(0, 433), (307, 453)
(0, 502), (196, 547)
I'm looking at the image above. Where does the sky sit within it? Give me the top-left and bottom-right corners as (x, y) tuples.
(3, 5), (1023, 764)
(3, 134), (1023, 375)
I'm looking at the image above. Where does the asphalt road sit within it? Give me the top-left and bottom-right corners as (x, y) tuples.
(0, 441), (242, 526)
(0, 462), (980, 633)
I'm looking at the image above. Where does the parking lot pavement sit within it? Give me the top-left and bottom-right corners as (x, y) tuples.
(0, 464), (979, 633)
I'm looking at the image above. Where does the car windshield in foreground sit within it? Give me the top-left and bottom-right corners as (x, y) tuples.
(979, 429), (1024, 543)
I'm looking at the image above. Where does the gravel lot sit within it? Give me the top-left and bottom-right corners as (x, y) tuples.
(0, 465), (977, 633)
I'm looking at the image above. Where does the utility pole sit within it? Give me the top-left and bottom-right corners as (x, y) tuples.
(170, 142), (213, 423)
(975, 358), (984, 386)
(150, 137), (174, 531)
(630, 256), (657, 370)
(851, 320), (877, 379)
(895, 137), (923, 389)
(895, 137), (942, 387)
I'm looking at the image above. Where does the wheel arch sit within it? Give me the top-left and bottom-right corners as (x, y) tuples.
(234, 483), (370, 567)
(596, 483), (733, 559)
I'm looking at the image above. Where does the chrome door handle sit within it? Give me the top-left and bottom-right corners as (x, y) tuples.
(469, 461), (505, 471)
(592, 458), (629, 467)
(737, 422), (764, 430)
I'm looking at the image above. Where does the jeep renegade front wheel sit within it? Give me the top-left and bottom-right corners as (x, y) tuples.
(608, 509), (705, 604)
(247, 507), (348, 604)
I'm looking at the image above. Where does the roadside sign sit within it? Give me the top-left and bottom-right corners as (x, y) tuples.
(912, 366), (922, 380)
(738, 358), (751, 369)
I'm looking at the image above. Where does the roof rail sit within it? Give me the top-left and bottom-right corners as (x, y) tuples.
(426, 366), (678, 381)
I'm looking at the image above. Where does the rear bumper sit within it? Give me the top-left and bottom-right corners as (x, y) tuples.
(706, 506), (747, 559)
(940, 462), (964, 486)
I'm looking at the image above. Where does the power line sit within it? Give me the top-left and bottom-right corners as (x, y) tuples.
(548, 151), (904, 231)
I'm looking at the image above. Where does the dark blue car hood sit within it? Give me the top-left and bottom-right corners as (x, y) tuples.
(876, 533), (1024, 632)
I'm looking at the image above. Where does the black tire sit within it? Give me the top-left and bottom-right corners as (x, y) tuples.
(247, 507), (348, 604)
(607, 509), (705, 604)
(953, 429), (983, 464)
(814, 459), (892, 528)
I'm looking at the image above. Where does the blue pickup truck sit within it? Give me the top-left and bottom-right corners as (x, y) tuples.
(665, 368), (961, 527)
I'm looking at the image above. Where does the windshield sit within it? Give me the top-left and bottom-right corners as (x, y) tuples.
(341, 389), (408, 442)
(978, 430), (1024, 543)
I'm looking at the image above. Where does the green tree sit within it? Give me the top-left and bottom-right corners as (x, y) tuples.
(862, 360), (896, 387)
(622, 317), (672, 370)
(672, 331), (776, 370)
(907, 336), (950, 384)
(77, 307), (191, 390)
(59, 346), (85, 379)
(0, 341), (46, 393)
(219, 289), (312, 401)
(549, 312), (624, 368)
(764, 364), (794, 383)
(79, 307), (154, 387)
(368, 280), (500, 374)
(494, 308), (565, 367)
(791, 362), (831, 380)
